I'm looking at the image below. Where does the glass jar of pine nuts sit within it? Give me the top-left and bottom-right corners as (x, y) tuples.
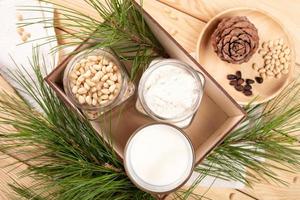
(63, 48), (135, 120)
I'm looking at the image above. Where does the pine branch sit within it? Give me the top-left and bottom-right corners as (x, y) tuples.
(196, 81), (300, 186)
(18, 0), (166, 80)
(0, 50), (154, 200)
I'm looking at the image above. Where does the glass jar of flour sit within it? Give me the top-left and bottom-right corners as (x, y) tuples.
(136, 59), (205, 128)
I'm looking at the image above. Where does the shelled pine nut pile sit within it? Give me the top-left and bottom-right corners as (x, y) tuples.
(254, 38), (291, 79)
(68, 55), (122, 106)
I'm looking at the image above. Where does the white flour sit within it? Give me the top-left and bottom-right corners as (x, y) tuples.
(143, 65), (200, 119)
(126, 124), (193, 191)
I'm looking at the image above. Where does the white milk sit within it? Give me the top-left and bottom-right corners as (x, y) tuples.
(125, 124), (194, 193)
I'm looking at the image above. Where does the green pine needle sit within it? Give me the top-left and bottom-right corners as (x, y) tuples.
(196, 81), (300, 186)
(0, 49), (154, 200)
(1, 0), (299, 199)
(18, 0), (166, 80)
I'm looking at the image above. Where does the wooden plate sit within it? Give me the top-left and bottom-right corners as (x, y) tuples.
(196, 7), (295, 105)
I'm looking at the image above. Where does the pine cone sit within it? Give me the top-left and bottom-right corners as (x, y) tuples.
(211, 16), (259, 64)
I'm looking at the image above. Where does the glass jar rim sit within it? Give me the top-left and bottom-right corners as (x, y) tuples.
(63, 48), (126, 111)
(124, 122), (195, 194)
(138, 59), (204, 122)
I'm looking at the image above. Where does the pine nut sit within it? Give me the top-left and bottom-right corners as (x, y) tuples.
(107, 80), (114, 85)
(278, 65), (284, 70)
(16, 12), (23, 21)
(284, 48), (291, 55)
(17, 27), (24, 35)
(72, 86), (78, 94)
(284, 63), (289, 69)
(86, 79), (96, 87)
(113, 65), (118, 71)
(90, 67), (97, 74)
(101, 89), (110, 94)
(96, 71), (104, 78)
(100, 100), (108, 105)
(280, 58), (286, 64)
(103, 82), (109, 88)
(96, 82), (103, 90)
(266, 70), (274, 76)
(110, 74), (118, 81)
(109, 84), (116, 92)
(75, 71), (81, 76)
(92, 98), (97, 106)
(77, 87), (87, 94)
(102, 59), (109, 65)
(83, 70), (91, 78)
(109, 94), (114, 100)
(268, 40), (274, 48)
(21, 34), (28, 42)
(117, 73), (122, 83)
(79, 68), (85, 74)
(93, 64), (102, 70)
(84, 82), (90, 90)
(101, 95), (109, 100)
(75, 63), (81, 70)
(258, 68), (266, 73)
(101, 74), (109, 81)
(275, 73), (282, 79)
(252, 63), (258, 70)
(78, 95), (85, 104)
(88, 55), (98, 62)
(92, 93), (98, 99)
(86, 96), (92, 105)
(279, 38), (284, 45)
(91, 87), (97, 93)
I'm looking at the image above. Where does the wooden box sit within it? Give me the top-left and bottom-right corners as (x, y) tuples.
(45, 2), (246, 197)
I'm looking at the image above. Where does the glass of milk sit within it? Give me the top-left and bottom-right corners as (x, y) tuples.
(136, 59), (205, 128)
(124, 123), (195, 194)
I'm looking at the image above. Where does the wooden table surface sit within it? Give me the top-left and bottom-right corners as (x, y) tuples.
(1, 0), (300, 199)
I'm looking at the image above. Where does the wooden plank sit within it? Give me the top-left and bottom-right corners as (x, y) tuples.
(241, 162), (300, 200)
(158, 0), (300, 64)
(167, 186), (255, 200)
(0, 152), (33, 200)
(50, 0), (206, 54)
(140, 0), (205, 53)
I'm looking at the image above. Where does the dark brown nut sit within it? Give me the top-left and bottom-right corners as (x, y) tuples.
(255, 76), (264, 84)
(236, 71), (242, 79)
(246, 79), (255, 84)
(211, 16), (259, 64)
(243, 90), (253, 96)
(237, 78), (244, 85)
(227, 74), (237, 80)
(244, 84), (252, 91)
(229, 80), (237, 86)
(235, 85), (244, 91)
